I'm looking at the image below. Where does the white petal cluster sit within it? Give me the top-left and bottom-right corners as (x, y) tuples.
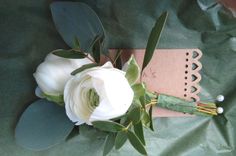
(64, 62), (134, 125)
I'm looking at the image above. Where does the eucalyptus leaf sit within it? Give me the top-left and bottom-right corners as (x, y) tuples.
(128, 107), (141, 124)
(134, 121), (145, 145)
(65, 127), (80, 141)
(53, 49), (86, 59)
(142, 11), (168, 71)
(115, 131), (127, 150)
(92, 120), (125, 132)
(103, 133), (115, 156)
(127, 130), (147, 155)
(51, 2), (105, 51)
(15, 99), (74, 151)
(124, 55), (140, 85)
(71, 63), (98, 75)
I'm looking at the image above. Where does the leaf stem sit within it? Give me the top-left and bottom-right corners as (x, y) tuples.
(72, 48), (97, 64)
(123, 122), (133, 132)
(145, 99), (157, 108)
(86, 54), (97, 64)
(113, 49), (122, 66)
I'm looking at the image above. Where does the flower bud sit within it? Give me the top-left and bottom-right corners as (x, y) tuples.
(33, 52), (92, 97)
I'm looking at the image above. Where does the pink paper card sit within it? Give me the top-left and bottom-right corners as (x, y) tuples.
(115, 49), (202, 117)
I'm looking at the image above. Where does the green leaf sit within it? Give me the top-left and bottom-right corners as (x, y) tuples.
(132, 83), (146, 100)
(127, 130), (147, 155)
(124, 55), (140, 85)
(141, 110), (150, 127)
(103, 133), (115, 156)
(91, 35), (103, 63)
(139, 96), (146, 109)
(134, 121), (145, 145)
(15, 99), (74, 151)
(53, 49), (86, 59)
(113, 49), (122, 69)
(142, 11), (168, 71)
(71, 63), (98, 75)
(51, 2), (105, 51)
(128, 107), (141, 124)
(149, 105), (154, 131)
(73, 36), (80, 49)
(65, 127), (80, 141)
(115, 131), (127, 150)
(145, 91), (157, 100)
(42, 93), (64, 106)
(92, 120), (125, 132)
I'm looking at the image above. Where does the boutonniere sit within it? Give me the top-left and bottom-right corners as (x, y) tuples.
(15, 2), (224, 155)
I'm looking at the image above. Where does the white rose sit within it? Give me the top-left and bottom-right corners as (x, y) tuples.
(33, 51), (92, 96)
(64, 62), (134, 125)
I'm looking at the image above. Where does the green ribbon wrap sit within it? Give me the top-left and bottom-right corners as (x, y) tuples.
(157, 94), (197, 115)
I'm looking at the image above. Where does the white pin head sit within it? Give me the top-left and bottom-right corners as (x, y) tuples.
(216, 95), (224, 102)
(217, 107), (224, 114)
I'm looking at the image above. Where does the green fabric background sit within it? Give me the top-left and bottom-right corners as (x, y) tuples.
(0, 0), (235, 155)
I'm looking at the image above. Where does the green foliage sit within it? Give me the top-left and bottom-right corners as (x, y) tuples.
(103, 133), (115, 156)
(15, 99), (74, 150)
(142, 11), (168, 71)
(128, 107), (141, 124)
(124, 55), (141, 85)
(148, 105), (154, 131)
(113, 49), (122, 69)
(127, 130), (147, 155)
(139, 96), (146, 109)
(132, 83), (146, 97)
(134, 121), (145, 145)
(51, 2), (105, 51)
(71, 63), (98, 75)
(92, 120), (125, 132)
(141, 110), (151, 127)
(52, 49), (86, 59)
(115, 131), (127, 150)
(90, 35), (104, 63)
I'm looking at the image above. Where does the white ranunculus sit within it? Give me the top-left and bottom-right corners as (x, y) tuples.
(33, 51), (92, 96)
(64, 62), (134, 125)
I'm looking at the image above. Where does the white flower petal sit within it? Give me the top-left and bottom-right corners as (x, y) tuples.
(64, 78), (85, 124)
(64, 62), (134, 125)
(89, 68), (133, 121)
(34, 52), (92, 96)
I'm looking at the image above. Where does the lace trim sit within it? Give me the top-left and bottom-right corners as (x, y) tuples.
(184, 49), (202, 102)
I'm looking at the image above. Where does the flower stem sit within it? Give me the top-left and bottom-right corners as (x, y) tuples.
(145, 99), (157, 108)
(85, 54), (97, 64)
(72, 48), (97, 64)
(113, 49), (122, 66)
(123, 122), (133, 132)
